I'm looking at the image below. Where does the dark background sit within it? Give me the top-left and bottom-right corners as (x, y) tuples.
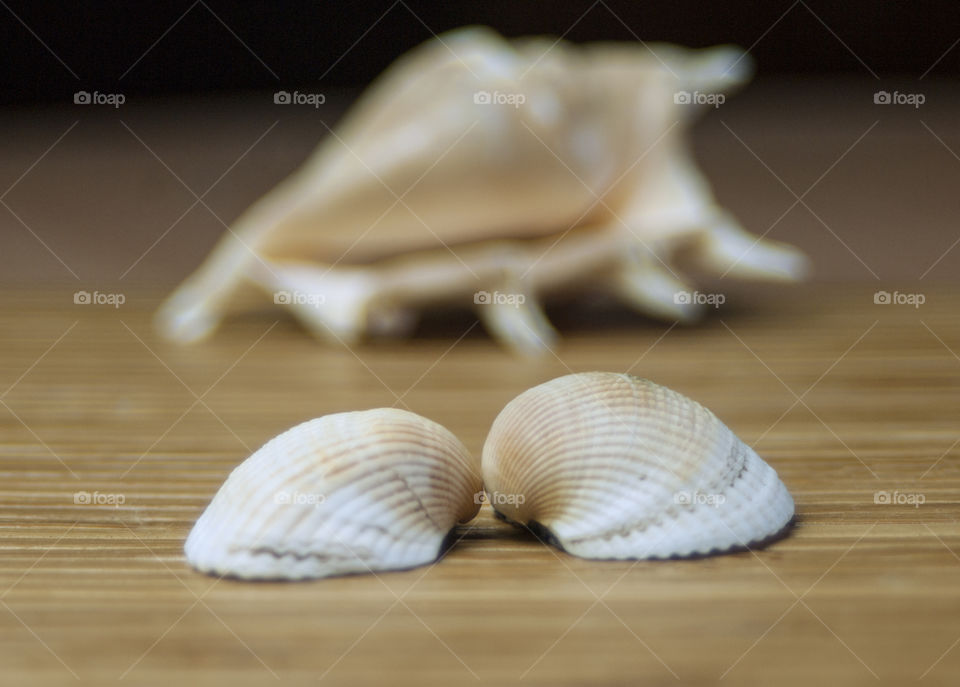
(2, 0), (958, 105)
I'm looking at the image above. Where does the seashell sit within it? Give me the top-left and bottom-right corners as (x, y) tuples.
(185, 408), (482, 579)
(156, 26), (808, 355)
(482, 372), (794, 558)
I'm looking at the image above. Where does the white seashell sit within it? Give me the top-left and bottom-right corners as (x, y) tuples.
(155, 26), (808, 355)
(185, 408), (482, 579)
(481, 372), (794, 559)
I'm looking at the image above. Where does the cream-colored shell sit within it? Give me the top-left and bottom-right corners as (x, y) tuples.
(185, 409), (482, 579)
(482, 373), (794, 558)
(156, 26), (808, 355)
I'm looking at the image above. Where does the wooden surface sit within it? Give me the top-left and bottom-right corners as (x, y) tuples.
(3, 65), (960, 686)
(2, 284), (960, 686)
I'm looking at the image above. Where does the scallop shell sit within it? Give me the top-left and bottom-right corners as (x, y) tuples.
(155, 26), (808, 355)
(185, 408), (482, 579)
(482, 373), (794, 558)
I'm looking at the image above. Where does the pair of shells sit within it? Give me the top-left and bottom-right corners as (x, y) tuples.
(186, 373), (794, 579)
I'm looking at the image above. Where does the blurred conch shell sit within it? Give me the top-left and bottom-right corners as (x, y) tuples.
(185, 408), (482, 579)
(482, 372), (794, 558)
(157, 26), (809, 354)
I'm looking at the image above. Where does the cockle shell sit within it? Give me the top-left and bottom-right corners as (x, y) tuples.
(185, 409), (482, 579)
(156, 26), (808, 354)
(482, 373), (794, 558)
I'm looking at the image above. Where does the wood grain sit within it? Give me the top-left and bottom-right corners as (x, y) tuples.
(1, 284), (959, 685)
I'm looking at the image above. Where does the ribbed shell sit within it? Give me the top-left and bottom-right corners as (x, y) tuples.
(482, 373), (794, 559)
(185, 409), (482, 579)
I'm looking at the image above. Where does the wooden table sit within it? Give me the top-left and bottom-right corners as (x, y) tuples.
(2, 282), (959, 686)
(3, 69), (960, 684)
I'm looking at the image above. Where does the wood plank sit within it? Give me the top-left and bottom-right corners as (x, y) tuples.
(2, 284), (959, 685)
